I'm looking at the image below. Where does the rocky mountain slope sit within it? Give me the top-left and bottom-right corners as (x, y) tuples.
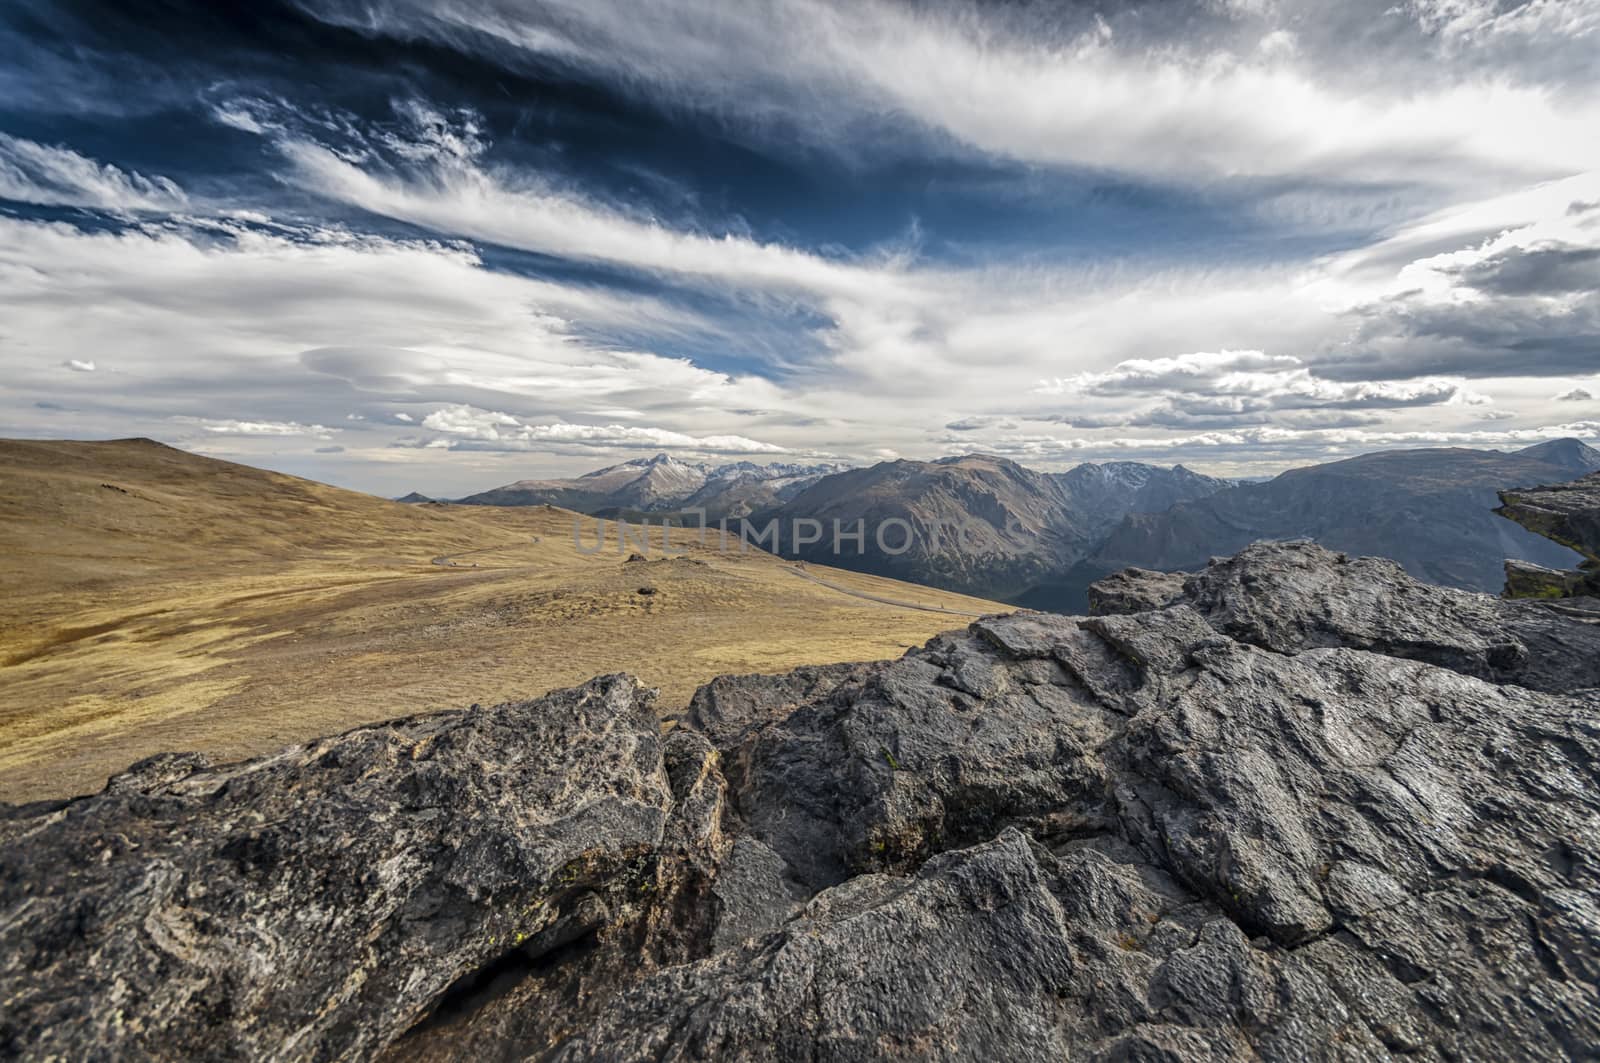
(6, 489), (1599, 1060)
(453, 454), (847, 520)
(754, 454), (1230, 601)
(1077, 440), (1600, 601)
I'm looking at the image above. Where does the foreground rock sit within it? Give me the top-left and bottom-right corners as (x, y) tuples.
(5, 553), (1600, 1059)
(1498, 471), (1600, 601)
(1090, 539), (1600, 693)
(0, 677), (690, 1061)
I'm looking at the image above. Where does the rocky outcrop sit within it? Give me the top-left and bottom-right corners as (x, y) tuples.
(1085, 564), (1188, 615)
(1499, 471), (1600, 601)
(0, 676), (689, 1061)
(1088, 539), (1600, 694)
(5, 548), (1600, 1060)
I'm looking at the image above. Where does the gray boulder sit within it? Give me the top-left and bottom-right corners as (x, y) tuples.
(0, 676), (690, 1062)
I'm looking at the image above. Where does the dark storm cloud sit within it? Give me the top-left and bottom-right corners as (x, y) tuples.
(1324, 290), (1600, 381)
(1447, 243), (1600, 297)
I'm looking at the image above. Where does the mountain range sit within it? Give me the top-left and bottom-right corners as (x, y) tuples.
(1066, 438), (1600, 605)
(752, 454), (1232, 601)
(421, 438), (1600, 610)
(450, 454), (849, 520)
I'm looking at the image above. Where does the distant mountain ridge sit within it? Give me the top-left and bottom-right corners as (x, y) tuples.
(438, 451), (1234, 602)
(428, 440), (1600, 612)
(453, 453), (849, 519)
(1066, 439), (1600, 606)
(754, 454), (1233, 601)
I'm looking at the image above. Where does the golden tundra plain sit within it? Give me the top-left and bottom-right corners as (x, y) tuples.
(0, 438), (1002, 803)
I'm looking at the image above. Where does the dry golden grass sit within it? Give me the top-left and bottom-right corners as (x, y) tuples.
(0, 438), (1003, 802)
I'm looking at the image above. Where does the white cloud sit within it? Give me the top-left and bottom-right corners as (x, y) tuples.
(1037, 350), (1303, 394)
(1033, 350), (1465, 429)
(299, 0), (1600, 188)
(420, 405), (521, 439)
(275, 125), (891, 302)
(241, 101), (1600, 435)
(62, 359), (96, 372)
(0, 134), (187, 212)
(419, 403), (788, 453)
(0, 215), (788, 449)
(182, 418), (339, 439)
(943, 420), (1600, 465)
(7, 196), (1587, 481)
(8, 76), (1600, 485)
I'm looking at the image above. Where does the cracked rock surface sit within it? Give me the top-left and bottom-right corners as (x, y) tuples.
(1090, 539), (1600, 694)
(5, 546), (1600, 1060)
(1498, 471), (1600, 602)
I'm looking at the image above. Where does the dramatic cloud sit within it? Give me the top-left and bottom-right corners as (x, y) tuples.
(0, 133), (187, 212)
(3, 1), (1598, 489)
(299, 0), (1600, 187)
(1315, 171), (1600, 381)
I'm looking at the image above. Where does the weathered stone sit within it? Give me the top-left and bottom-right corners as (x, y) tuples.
(7, 543), (1600, 1061)
(680, 661), (871, 747)
(0, 675), (681, 1061)
(1087, 565), (1187, 615)
(1091, 539), (1600, 693)
(1498, 470), (1600, 600)
(1505, 557), (1590, 600)
(1499, 471), (1600, 565)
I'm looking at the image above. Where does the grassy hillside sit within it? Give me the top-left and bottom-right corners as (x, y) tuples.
(0, 439), (1002, 802)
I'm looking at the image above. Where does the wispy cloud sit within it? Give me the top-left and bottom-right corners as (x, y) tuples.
(419, 404), (789, 453)
(299, 0), (1600, 188)
(270, 111), (893, 302)
(178, 417), (339, 439)
(0, 134), (187, 212)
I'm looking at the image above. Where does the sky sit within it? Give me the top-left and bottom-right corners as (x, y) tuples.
(2, 0), (1598, 496)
